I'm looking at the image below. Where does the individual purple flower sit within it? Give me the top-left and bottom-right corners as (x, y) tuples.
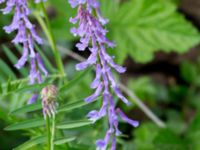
(68, 1), (139, 149)
(27, 94), (39, 104)
(1, 0), (48, 103)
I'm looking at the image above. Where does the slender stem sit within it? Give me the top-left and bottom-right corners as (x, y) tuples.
(46, 117), (51, 150)
(37, 2), (65, 76)
(51, 115), (56, 150)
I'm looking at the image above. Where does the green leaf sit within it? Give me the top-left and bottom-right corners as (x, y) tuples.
(0, 59), (17, 79)
(49, 0), (77, 40)
(2, 45), (28, 76)
(128, 77), (157, 101)
(0, 80), (22, 97)
(102, 0), (200, 63)
(180, 61), (198, 83)
(134, 123), (160, 150)
(58, 100), (87, 113)
(54, 137), (76, 145)
(5, 118), (45, 131)
(59, 67), (92, 93)
(10, 102), (42, 115)
(187, 112), (200, 150)
(58, 97), (101, 113)
(13, 136), (46, 150)
(57, 120), (92, 129)
(16, 82), (50, 93)
(153, 129), (188, 150)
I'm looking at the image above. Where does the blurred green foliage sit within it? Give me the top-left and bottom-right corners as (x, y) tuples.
(0, 0), (200, 149)
(47, 0), (200, 63)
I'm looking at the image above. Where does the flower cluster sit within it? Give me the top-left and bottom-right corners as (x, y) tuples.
(0, 0), (48, 104)
(41, 85), (57, 119)
(68, 2), (139, 150)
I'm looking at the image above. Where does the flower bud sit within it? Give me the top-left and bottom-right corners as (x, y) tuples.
(41, 85), (57, 119)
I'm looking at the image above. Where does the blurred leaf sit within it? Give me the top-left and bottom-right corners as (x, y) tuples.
(180, 61), (198, 83)
(58, 100), (88, 113)
(2, 45), (28, 76)
(0, 80), (22, 97)
(54, 137), (76, 145)
(14, 136), (46, 150)
(134, 123), (160, 150)
(102, 0), (200, 63)
(57, 120), (92, 129)
(58, 96), (101, 113)
(166, 110), (186, 134)
(187, 112), (200, 150)
(48, 0), (77, 41)
(16, 82), (50, 93)
(153, 129), (188, 150)
(10, 102), (42, 115)
(128, 77), (157, 101)
(59, 67), (92, 93)
(0, 59), (17, 79)
(5, 118), (45, 131)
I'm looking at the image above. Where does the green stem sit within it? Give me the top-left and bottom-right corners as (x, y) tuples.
(37, 2), (65, 76)
(46, 117), (51, 150)
(51, 115), (56, 150)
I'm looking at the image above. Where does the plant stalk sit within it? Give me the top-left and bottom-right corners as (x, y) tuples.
(37, 2), (65, 76)
(51, 115), (56, 150)
(46, 116), (51, 150)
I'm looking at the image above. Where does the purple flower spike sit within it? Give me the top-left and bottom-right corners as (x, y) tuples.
(1, 0), (48, 104)
(68, 1), (139, 149)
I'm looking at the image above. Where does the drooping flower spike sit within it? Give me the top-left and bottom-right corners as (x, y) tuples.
(0, 0), (48, 104)
(68, 1), (139, 149)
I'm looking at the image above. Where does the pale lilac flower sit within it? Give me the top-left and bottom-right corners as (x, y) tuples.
(1, 0), (48, 103)
(27, 94), (39, 104)
(69, 1), (139, 149)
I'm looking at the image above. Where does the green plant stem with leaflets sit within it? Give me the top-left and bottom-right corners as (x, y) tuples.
(34, 2), (67, 150)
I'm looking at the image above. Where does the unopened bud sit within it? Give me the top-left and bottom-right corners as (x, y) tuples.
(41, 85), (57, 119)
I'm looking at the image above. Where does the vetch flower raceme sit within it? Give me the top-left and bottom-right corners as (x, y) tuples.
(0, 0), (48, 104)
(68, 2), (139, 149)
